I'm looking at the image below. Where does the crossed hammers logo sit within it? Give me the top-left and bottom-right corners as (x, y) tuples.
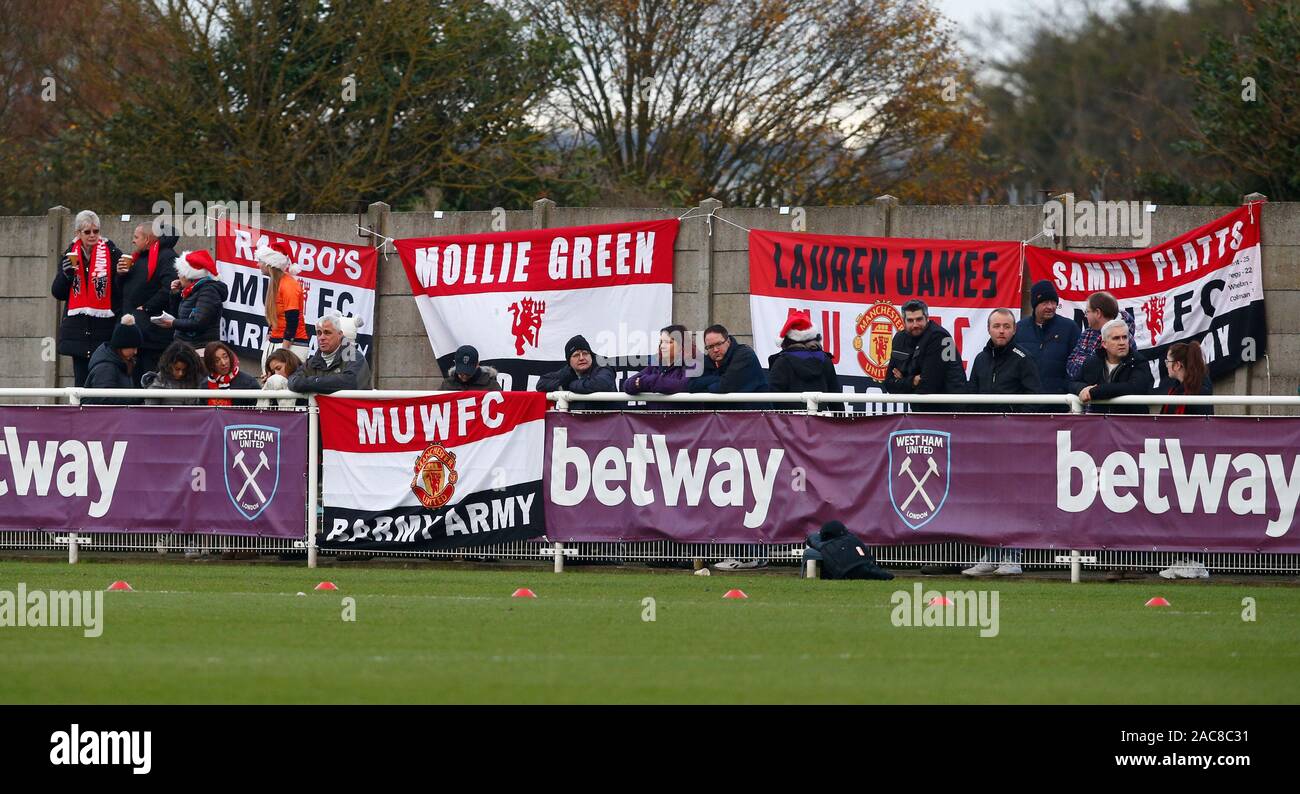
(897, 455), (941, 512)
(232, 449), (269, 504)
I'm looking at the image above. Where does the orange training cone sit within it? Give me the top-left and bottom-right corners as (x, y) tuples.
(106, 580), (133, 592)
(512, 588), (537, 598)
(314, 581), (339, 591)
(928, 596), (954, 607)
(722, 589), (748, 599)
(1145, 597), (1171, 607)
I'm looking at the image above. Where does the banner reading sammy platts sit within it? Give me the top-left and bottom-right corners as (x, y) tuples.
(748, 229), (1023, 393)
(1025, 203), (1266, 379)
(317, 392), (547, 552)
(214, 220), (378, 361)
(394, 219), (677, 390)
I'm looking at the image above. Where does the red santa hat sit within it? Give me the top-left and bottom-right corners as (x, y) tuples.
(255, 239), (301, 275)
(175, 250), (218, 280)
(778, 309), (819, 343)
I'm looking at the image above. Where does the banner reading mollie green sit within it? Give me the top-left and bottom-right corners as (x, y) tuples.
(0, 407), (307, 536)
(545, 412), (1300, 553)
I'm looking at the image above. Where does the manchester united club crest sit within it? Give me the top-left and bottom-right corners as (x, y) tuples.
(851, 302), (903, 380)
(411, 443), (459, 509)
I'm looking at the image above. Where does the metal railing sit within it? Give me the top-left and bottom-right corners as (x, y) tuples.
(1, 386), (1299, 580)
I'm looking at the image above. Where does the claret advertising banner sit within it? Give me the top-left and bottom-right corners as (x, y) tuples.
(394, 219), (677, 390)
(0, 407), (306, 536)
(545, 412), (1300, 553)
(748, 229), (1024, 397)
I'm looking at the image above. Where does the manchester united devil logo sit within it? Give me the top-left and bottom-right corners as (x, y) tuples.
(410, 444), (459, 509)
(851, 303), (904, 381)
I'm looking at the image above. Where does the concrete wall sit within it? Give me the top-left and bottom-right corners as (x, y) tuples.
(2, 198), (1293, 413)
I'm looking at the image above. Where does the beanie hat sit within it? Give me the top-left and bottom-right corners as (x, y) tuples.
(564, 334), (592, 361)
(820, 520), (848, 539)
(110, 314), (143, 349)
(175, 250), (218, 281)
(1031, 279), (1059, 310)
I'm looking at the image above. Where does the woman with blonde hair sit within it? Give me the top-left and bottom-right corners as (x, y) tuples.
(256, 239), (310, 370)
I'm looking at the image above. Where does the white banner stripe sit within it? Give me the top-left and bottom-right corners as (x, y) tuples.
(323, 429), (543, 512)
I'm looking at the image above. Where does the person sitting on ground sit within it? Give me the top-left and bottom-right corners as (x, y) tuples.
(83, 315), (145, 405)
(438, 345), (502, 391)
(1071, 318), (1154, 414)
(537, 334), (617, 410)
(258, 348), (304, 408)
(143, 341), (207, 405)
(203, 341), (259, 406)
(287, 313), (373, 394)
(766, 311), (844, 412)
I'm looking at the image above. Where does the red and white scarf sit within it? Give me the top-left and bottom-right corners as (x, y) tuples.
(206, 361), (241, 406)
(66, 239), (113, 317)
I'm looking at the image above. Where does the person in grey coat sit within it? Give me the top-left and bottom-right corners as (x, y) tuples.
(287, 313), (372, 394)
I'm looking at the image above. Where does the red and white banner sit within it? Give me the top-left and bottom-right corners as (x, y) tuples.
(215, 220), (378, 361)
(1026, 204), (1266, 379)
(317, 392), (547, 551)
(748, 229), (1024, 391)
(395, 220), (677, 390)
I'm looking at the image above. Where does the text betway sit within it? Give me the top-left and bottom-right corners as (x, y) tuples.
(549, 428), (784, 528)
(1057, 430), (1300, 537)
(0, 427), (127, 518)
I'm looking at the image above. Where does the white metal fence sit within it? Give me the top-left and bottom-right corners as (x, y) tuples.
(2, 386), (1298, 580)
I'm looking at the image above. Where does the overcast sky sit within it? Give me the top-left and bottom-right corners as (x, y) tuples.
(935, 0), (1191, 49)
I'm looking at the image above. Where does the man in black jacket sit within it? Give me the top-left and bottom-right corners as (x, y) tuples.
(84, 315), (145, 405)
(967, 308), (1041, 413)
(687, 324), (770, 410)
(1071, 318), (1154, 415)
(118, 221), (179, 385)
(884, 300), (967, 410)
(536, 335), (618, 410)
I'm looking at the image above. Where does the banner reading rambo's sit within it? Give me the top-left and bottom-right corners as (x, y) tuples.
(394, 220), (677, 390)
(748, 230), (1023, 396)
(318, 392), (547, 551)
(0, 407), (306, 536)
(546, 412), (1300, 553)
(215, 220), (378, 361)
(1026, 204), (1266, 379)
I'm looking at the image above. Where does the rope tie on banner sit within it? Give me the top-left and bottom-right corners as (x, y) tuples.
(357, 224), (395, 252)
(678, 206), (752, 237)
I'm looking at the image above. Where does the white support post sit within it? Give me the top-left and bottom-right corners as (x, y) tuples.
(307, 395), (319, 569)
(804, 393), (819, 415)
(68, 388), (80, 565)
(1055, 550), (1097, 583)
(553, 542), (564, 573)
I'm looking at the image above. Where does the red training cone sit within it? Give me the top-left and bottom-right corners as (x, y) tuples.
(1145, 597), (1170, 607)
(512, 588), (537, 598)
(722, 589), (748, 599)
(106, 580), (133, 592)
(314, 581), (339, 591)
(928, 596), (954, 607)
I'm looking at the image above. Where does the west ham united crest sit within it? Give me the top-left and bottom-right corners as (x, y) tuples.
(224, 424), (282, 520)
(887, 430), (951, 530)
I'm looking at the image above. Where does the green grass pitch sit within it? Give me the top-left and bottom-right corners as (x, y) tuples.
(1, 560), (1297, 704)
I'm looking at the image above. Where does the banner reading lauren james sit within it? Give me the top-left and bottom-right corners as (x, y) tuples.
(0, 407), (306, 536)
(546, 413), (1300, 552)
(318, 392), (547, 551)
(748, 229), (1023, 394)
(394, 219), (676, 390)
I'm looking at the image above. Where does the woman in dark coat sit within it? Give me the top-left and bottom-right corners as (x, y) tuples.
(154, 250), (228, 348)
(1160, 340), (1213, 416)
(143, 341), (208, 405)
(766, 311), (844, 412)
(202, 341), (259, 406)
(51, 210), (125, 386)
